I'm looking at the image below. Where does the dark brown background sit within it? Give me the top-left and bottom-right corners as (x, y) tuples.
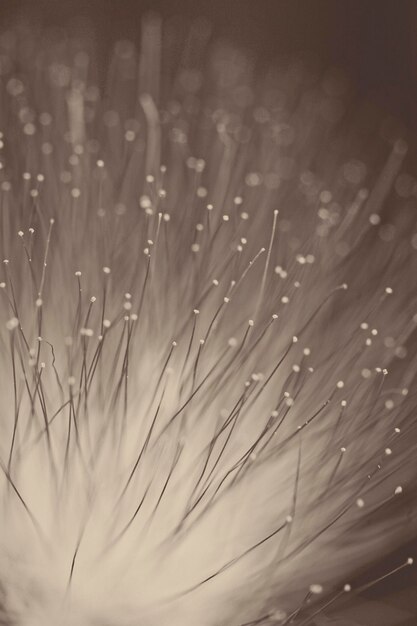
(2, 0), (417, 136)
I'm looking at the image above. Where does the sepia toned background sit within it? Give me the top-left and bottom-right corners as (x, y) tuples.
(0, 0), (416, 134)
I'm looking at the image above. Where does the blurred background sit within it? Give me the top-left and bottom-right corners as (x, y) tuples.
(0, 0), (415, 623)
(1, 0), (417, 136)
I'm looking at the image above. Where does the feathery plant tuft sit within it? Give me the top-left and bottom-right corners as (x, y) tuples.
(0, 15), (416, 626)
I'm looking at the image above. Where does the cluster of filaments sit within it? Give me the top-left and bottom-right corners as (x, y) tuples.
(0, 17), (415, 626)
